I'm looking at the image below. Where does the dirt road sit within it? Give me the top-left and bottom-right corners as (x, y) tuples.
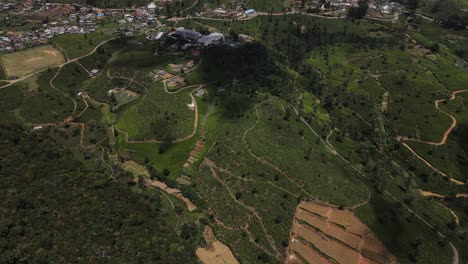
(115, 86), (201, 144)
(399, 89), (468, 146)
(0, 36), (120, 90)
(397, 89), (468, 185)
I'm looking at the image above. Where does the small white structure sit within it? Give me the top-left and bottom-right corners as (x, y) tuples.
(154, 32), (163, 40)
(90, 69), (99, 76)
(214, 8), (226, 15)
(147, 2), (156, 10)
(381, 5), (392, 15)
(194, 89), (205, 97)
(187, 101), (196, 111)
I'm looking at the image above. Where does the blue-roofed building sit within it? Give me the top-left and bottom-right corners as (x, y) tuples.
(245, 9), (256, 15)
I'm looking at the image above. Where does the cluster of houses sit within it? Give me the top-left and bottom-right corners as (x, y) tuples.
(0, 1), (166, 53)
(151, 60), (197, 88)
(296, 0), (400, 16)
(0, 0), (262, 53)
(0, 25), (97, 52)
(195, 5), (258, 19)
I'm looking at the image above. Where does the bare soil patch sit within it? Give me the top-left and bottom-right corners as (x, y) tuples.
(146, 179), (197, 212)
(196, 226), (239, 264)
(183, 127), (206, 169)
(286, 201), (397, 264)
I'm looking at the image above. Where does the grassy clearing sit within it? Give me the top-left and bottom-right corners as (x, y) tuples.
(116, 82), (195, 141)
(118, 95), (213, 178)
(109, 44), (173, 75)
(125, 138), (197, 179)
(122, 161), (150, 178)
(301, 92), (329, 121)
(0, 45), (64, 77)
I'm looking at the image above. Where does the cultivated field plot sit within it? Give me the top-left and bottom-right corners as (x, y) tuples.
(196, 226), (239, 264)
(122, 161), (150, 177)
(1, 45), (65, 77)
(286, 201), (397, 264)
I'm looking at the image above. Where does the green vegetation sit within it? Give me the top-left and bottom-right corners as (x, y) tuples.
(17, 70), (74, 124)
(1, 5), (468, 264)
(0, 125), (198, 263)
(53, 31), (114, 59)
(0, 84), (24, 124)
(356, 193), (452, 264)
(116, 82), (195, 141)
(249, 0), (285, 12)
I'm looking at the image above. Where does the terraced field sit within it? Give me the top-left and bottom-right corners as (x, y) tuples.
(286, 201), (397, 264)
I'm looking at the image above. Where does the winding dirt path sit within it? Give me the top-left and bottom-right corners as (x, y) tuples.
(243, 101), (316, 198)
(113, 55), (205, 144)
(417, 189), (468, 226)
(181, 0), (198, 13)
(245, 101), (371, 209)
(399, 89), (468, 146)
(206, 158), (299, 198)
(114, 85), (201, 144)
(418, 189), (468, 200)
(397, 89), (468, 185)
(291, 101), (461, 263)
(299, 117), (337, 155)
(203, 159), (282, 260)
(100, 147), (114, 178)
(400, 142), (466, 185)
(106, 68), (147, 88)
(49, 65), (78, 118)
(75, 97), (89, 119)
(0, 36), (121, 90)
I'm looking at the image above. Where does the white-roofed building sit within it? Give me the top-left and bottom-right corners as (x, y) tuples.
(197, 32), (224, 46)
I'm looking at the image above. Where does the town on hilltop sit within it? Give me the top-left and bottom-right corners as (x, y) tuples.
(0, 0), (402, 53)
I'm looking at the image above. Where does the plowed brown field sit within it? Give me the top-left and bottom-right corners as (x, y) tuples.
(196, 226), (239, 264)
(286, 201), (397, 264)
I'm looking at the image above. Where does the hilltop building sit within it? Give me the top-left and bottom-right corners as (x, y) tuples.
(174, 27), (202, 41)
(198, 32), (224, 46)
